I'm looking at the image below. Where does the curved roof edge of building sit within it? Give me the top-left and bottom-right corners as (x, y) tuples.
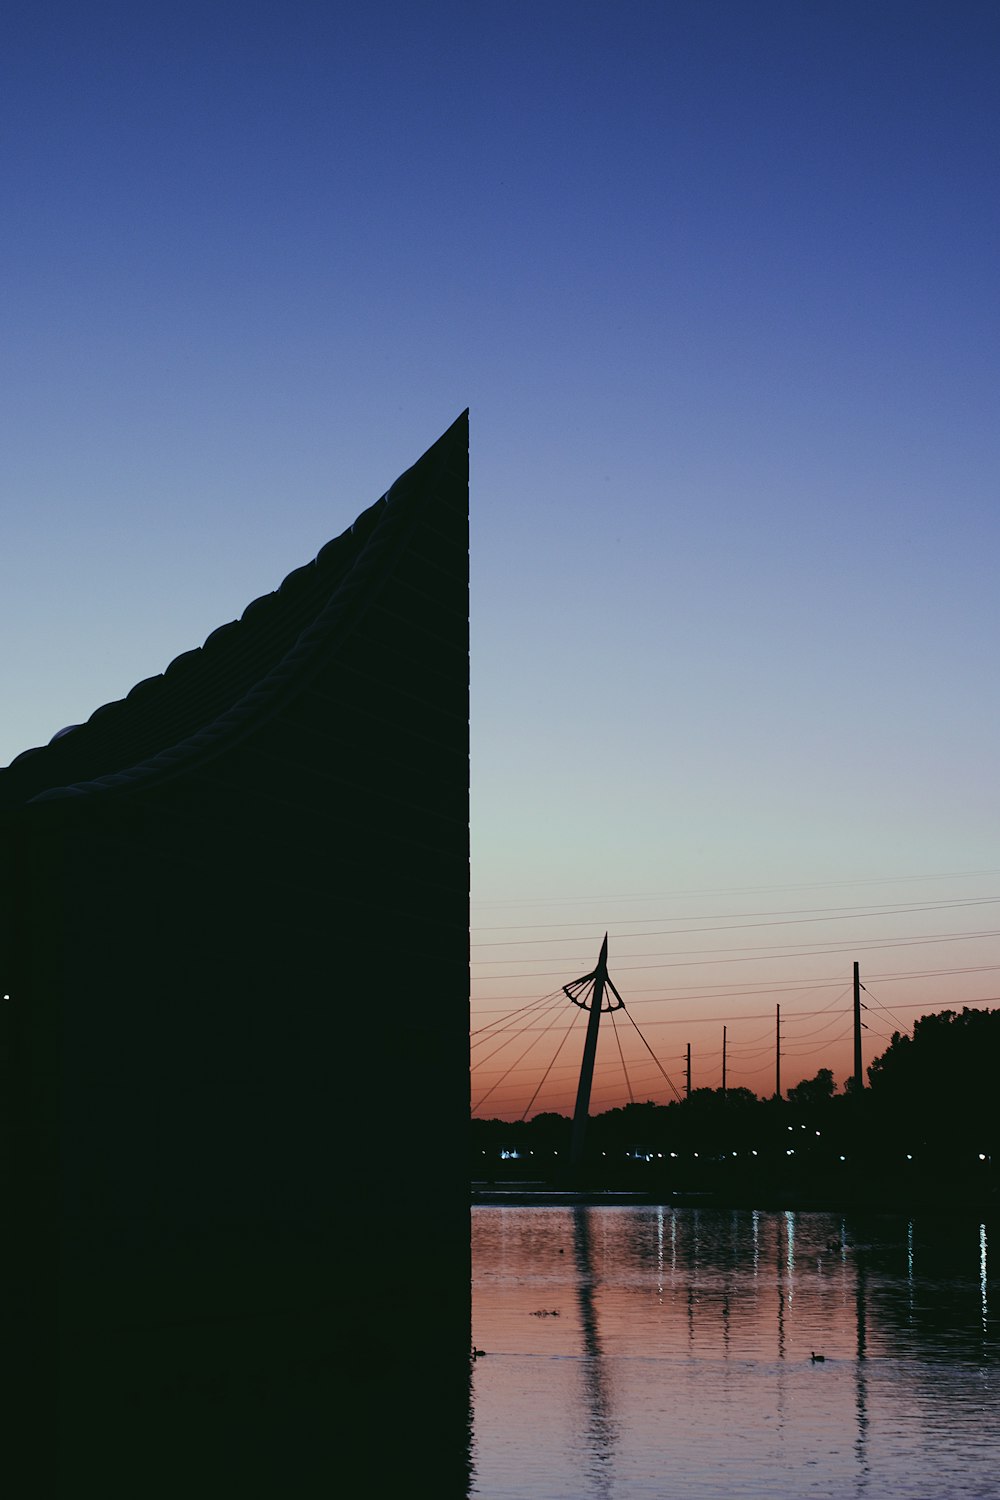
(0, 409), (468, 811)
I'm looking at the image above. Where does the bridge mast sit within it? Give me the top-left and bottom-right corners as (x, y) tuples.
(566, 935), (623, 1175)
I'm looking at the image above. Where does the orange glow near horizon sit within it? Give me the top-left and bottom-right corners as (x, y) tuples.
(471, 877), (1000, 1120)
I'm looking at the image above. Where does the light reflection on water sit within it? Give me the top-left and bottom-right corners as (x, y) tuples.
(470, 1206), (999, 1499)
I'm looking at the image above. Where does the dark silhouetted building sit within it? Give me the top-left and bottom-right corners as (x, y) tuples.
(0, 414), (470, 1495)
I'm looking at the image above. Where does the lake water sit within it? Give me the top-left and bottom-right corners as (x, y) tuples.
(470, 1205), (999, 1499)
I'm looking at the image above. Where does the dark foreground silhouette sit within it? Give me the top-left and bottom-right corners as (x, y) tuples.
(0, 415), (471, 1497)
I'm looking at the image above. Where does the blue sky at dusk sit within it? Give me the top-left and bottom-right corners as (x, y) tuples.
(4, 2), (998, 1115)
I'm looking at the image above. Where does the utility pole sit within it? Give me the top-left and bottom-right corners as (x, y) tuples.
(853, 960), (864, 1092)
(722, 1025), (727, 1102)
(686, 1042), (692, 1099)
(566, 936), (623, 1175)
(775, 1004), (781, 1101)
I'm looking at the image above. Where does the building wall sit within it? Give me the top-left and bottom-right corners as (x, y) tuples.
(1, 420), (470, 1495)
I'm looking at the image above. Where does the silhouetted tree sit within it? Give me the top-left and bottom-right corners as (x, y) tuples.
(526, 1112), (571, 1149)
(867, 1007), (1000, 1149)
(721, 1086), (758, 1109)
(787, 1068), (836, 1106)
(592, 1101), (670, 1150)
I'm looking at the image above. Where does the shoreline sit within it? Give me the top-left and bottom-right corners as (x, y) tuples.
(471, 1181), (1000, 1215)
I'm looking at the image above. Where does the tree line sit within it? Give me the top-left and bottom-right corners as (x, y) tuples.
(471, 1008), (1000, 1205)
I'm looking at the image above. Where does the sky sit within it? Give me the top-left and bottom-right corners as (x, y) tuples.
(3, 1), (998, 1117)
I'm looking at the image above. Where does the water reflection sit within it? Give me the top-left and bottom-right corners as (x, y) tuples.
(854, 1246), (870, 1482)
(472, 1207), (999, 1499)
(571, 1208), (618, 1493)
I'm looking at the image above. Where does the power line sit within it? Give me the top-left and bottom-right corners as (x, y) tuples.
(470, 895), (1000, 946)
(473, 924), (1000, 971)
(858, 980), (914, 1036)
(472, 961), (1000, 1009)
(471, 868), (1000, 914)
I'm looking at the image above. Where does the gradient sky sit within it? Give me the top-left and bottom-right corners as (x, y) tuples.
(4, 2), (998, 1117)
